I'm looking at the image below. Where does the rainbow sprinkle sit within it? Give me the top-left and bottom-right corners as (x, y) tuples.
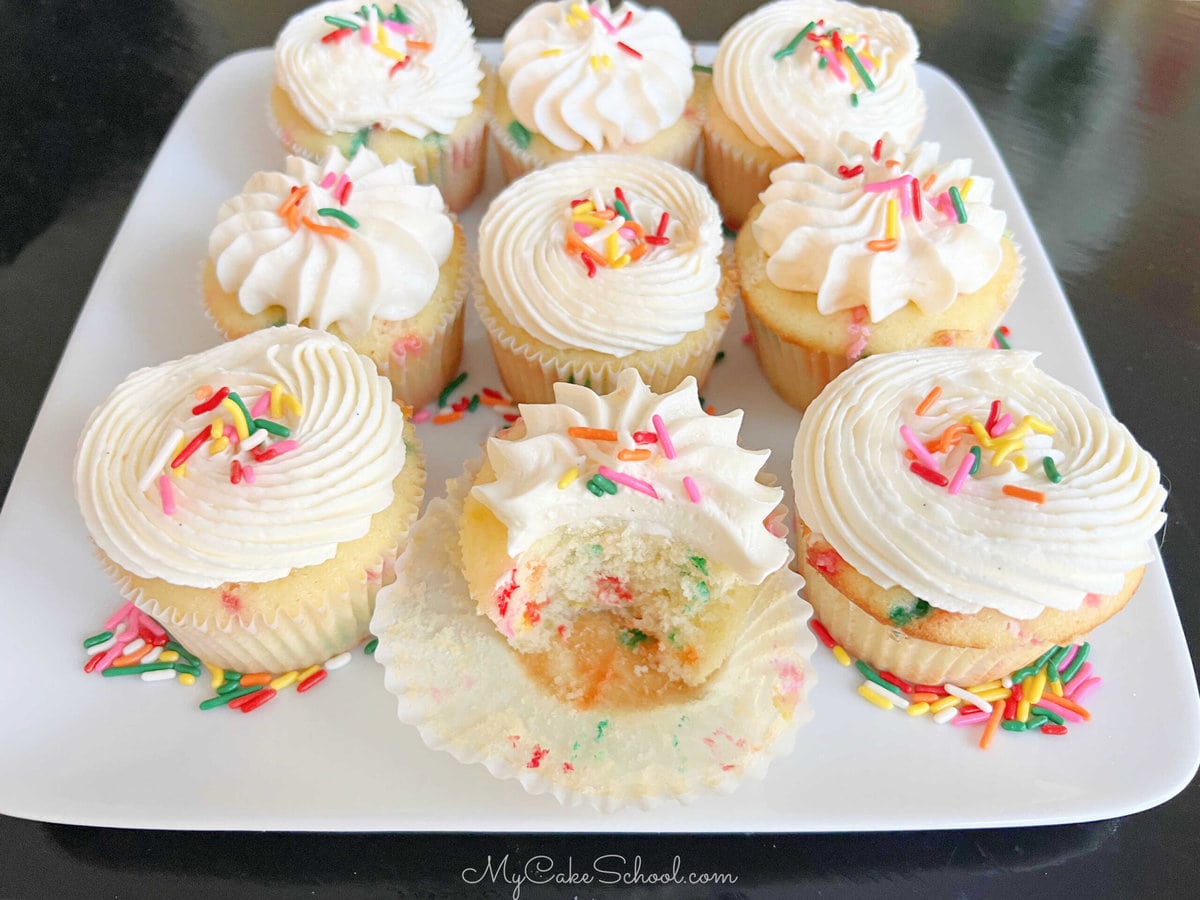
(774, 20), (879, 104)
(564, 188), (671, 275)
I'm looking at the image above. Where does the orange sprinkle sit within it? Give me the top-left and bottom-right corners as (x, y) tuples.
(627, 220), (646, 239)
(936, 423), (971, 452)
(301, 216), (350, 239)
(885, 159), (901, 168)
(617, 448), (651, 461)
(979, 694), (1005, 749)
(286, 206), (300, 232)
(239, 672), (272, 687)
(112, 643), (152, 668)
(277, 185), (308, 216)
(594, 208), (617, 220)
(194, 385), (214, 402)
(1043, 694), (1091, 721)
(922, 173), (937, 192)
(405, 39), (433, 51)
(628, 243), (649, 262)
(909, 691), (940, 703)
(916, 386), (942, 416)
(478, 394), (513, 407)
(566, 231), (609, 266)
(705, 405), (716, 415)
(567, 427), (619, 441)
(1002, 484), (1046, 504)
(433, 410), (464, 425)
(867, 239), (898, 252)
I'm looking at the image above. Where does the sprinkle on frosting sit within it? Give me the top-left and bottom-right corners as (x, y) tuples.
(565, 187), (671, 275)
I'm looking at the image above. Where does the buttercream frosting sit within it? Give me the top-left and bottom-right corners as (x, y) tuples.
(274, 0), (484, 137)
(473, 369), (788, 584)
(713, 0), (925, 158)
(792, 348), (1167, 618)
(499, 0), (694, 151)
(479, 154), (723, 356)
(75, 327), (408, 588)
(209, 148), (453, 340)
(753, 137), (1006, 322)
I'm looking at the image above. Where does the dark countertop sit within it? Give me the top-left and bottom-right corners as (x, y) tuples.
(1, 1), (1197, 896)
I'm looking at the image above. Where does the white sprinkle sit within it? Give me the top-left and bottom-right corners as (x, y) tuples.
(590, 187), (605, 211)
(1002, 675), (1014, 689)
(140, 668), (177, 683)
(864, 679), (908, 708)
(933, 707), (959, 725)
(239, 429), (271, 452)
(590, 216), (626, 245)
(324, 651), (353, 671)
(122, 637), (146, 656)
(138, 427), (184, 492)
(945, 683), (993, 715)
(141, 645), (163, 665)
(88, 637), (117, 656)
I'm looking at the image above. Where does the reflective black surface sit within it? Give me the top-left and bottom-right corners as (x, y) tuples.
(2, 1), (1197, 896)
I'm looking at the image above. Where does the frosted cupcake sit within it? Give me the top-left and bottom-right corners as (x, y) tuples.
(492, 0), (701, 180)
(205, 148), (467, 410)
(270, 0), (489, 210)
(736, 136), (1021, 411)
(793, 348), (1167, 686)
(706, 0), (926, 226)
(371, 370), (814, 808)
(477, 154), (733, 403)
(75, 327), (424, 674)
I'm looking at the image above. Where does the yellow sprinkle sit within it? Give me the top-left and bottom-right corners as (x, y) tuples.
(372, 42), (405, 60)
(989, 437), (1026, 467)
(540, 48), (563, 57)
(858, 683), (893, 710)
(929, 694), (962, 715)
(282, 393), (304, 417)
(611, 254), (631, 269)
(297, 664), (322, 684)
(964, 417), (996, 449)
(961, 177), (974, 199)
(169, 438), (188, 477)
(590, 54), (602, 72)
(968, 679), (1003, 693)
(210, 418), (224, 440)
(1050, 680), (1064, 697)
(270, 670), (300, 691)
(573, 201), (594, 216)
(159, 650), (180, 664)
(603, 54), (612, 68)
(606, 231), (619, 262)
(907, 701), (931, 716)
(205, 663), (224, 690)
(270, 383), (283, 419)
(571, 3), (590, 20)
(975, 688), (1012, 702)
(1012, 455), (1027, 471)
(557, 467), (579, 489)
(1028, 668), (1047, 705)
(377, 24), (386, 43)
(207, 435), (229, 456)
(1025, 415), (1056, 435)
(578, 215), (608, 228)
(832, 645), (852, 667)
(886, 198), (899, 240)
(178, 673), (196, 686)
(221, 397), (250, 440)
(1016, 699), (1031, 722)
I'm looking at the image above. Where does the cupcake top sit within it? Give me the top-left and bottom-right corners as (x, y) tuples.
(474, 369), (789, 583)
(793, 348), (1167, 618)
(75, 327), (408, 589)
(713, 0), (925, 157)
(208, 148), (453, 340)
(499, 1), (694, 152)
(478, 154), (723, 356)
(752, 136), (1007, 322)
(274, 0), (484, 137)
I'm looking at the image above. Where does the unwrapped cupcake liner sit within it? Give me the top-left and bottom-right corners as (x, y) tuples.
(472, 249), (737, 404)
(370, 461), (816, 811)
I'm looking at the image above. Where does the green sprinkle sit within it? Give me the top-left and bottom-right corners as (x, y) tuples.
(315, 207), (360, 229)
(364, 637), (379, 655)
(199, 685), (263, 710)
(949, 185), (968, 223)
(1001, 720), (1027, 732)
(1061, 642), (1090, 683)
(773, 22), (815, 60)
(694, 581), (710, 603)
(324, 15), (360, 30)
(349, 126), (371, 158)
(101, 662), (177, 677)
(590, 544), (602, 556)
(689, 555), (708, 575)
(438, 371), (468, 407)
(698, 396), (705, 408)
(1013, 646), (1060, 683)
(850, 92), (859, 107)
(618, 629), (648, 648)
(591, 473), (618, 495)
(1030, 705), (1064, 726)
(252, 418), (290, 437)
(993, 328), (1011, 349)
(507, 120), (532, 149)
(392, 4), (408, 24)
(613, 199), (632, 221)
(913, 599), (931, 618)
(1043, 457), (1062, 483)
(818, 56), (827, 69)
(1047, 644), (1072, 677)
(467, 393), (480, 413)
(667, 630), (680, 646)
(216, 679), (243, 695)
(855, 659), (902, 695)
(888, 598), (931, 627)
(721, 223), (738, 239)
(715, 351), (725, 364)
(596, 720), (609, 741)
(1025, 714), (1050, 730)
(227, 392), (255, 433)
(83, 630), (113, 649)
(166, 641), (200, 666)
(173, 662), (202, 677)
(587, 480), (605, 497)
(844, 46), (875, 91)
(691, 63), (713, 74)
(968, 445), (982, 475)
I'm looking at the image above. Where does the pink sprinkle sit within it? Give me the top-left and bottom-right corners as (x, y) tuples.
(361, 21), (374, 44)
(952, 710), (990, 727)
(989, 413), (1014, 437)
(1034, 694), (1085, 723)
(250, 391), (271, 418)
(333, 174), (348, 198)
(573, 222), (593, 237)
(319, 172), (336, 189)
(900, 424), (938, 470)
(412, 408), (432, 423)
(136, 611), (167, 638)
(846, 334), (869, 362)
(158, 475), (176, 516)
(597, 465), (659, 500)
(990, 336), (1001, 349)
(741, 332), (754, 345)
(589, 4), (617, 34)
(863, 176), (914, 194)
(817, 47), (847, 81)
(1065, 662), (1093, 696)
(103, 601), (136, 632)
(618, 227), (636, 240)
(382, 19), (414, 33)
(242, 465), (256, 484)
(267, 439), (298, 456)
(91, 643), (126, 674)
(1057, 644), (1080, 673)
(1070, 676), (1103, 704)
(683, 476), (702, 503)
(947, 452), (974, 495)
(651, 414), (676, 459)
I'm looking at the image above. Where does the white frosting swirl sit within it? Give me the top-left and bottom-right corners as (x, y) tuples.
(274, 0), (484, 137)
(713, 0), (925, 157)
(474, 369), (788, 584)
(75, 327), (408, 588)
(209, 149), (453, 340)
(479, 154), (723, 356)
(499, 1), (694, 151)
(793, 349), (1167, 618)
(753, 138), (1006, 322)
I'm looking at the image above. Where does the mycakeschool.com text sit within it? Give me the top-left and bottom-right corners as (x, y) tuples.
(461, 853), (739, 898)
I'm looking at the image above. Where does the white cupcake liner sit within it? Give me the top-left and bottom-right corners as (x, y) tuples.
(370, 461), (816, 811)
(702, 117), (791, 230)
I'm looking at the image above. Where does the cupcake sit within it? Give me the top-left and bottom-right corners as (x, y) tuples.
(491, 0), (701, 180)
(204, 148), (468, 410)
(792, 348), (1167, 686)
(371, 369), (814, 808)
(477, 154), (733, 403)
(74, 326), (424, 674)
(736, 136), (1021, 411)
(270, 0), (489, 211)
(706, 0), (926, 227)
